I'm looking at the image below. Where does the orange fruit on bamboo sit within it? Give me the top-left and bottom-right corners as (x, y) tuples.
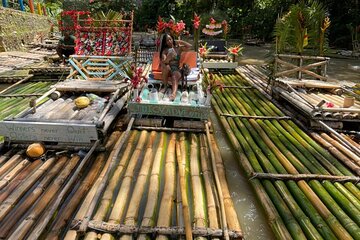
(26, 143), (45, 158)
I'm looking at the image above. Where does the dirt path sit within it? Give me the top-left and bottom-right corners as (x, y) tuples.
(239, 44), (360, 85)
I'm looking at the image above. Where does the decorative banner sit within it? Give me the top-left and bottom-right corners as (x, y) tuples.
(74, 11), (133, 56)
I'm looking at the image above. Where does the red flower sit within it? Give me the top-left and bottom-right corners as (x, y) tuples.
(210, 17), (216, 24)
(192, 13), (201, 29)
(135, 96), (141, 102)
(326, 102), (334, 108)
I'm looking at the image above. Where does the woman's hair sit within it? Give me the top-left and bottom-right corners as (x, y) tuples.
(159, 33), (176, 58)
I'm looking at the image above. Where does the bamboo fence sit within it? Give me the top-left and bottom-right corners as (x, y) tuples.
(211, 72), (360, 240)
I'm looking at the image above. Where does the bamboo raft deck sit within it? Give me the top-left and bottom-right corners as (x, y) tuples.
(211, 72), (360, 239)
(0, 130), (243, 239)
(236, 65), (360, 131)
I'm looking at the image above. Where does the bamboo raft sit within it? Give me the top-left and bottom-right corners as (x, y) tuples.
(212, 73), (360, 240)
(0, 130), (243, 239)
(236, 65), (360, 130)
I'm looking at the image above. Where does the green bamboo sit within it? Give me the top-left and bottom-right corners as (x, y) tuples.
(217, 74), (356, 239)
(211, 97), (293, 239)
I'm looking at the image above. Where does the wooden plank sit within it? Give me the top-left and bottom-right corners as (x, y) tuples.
(0, 121), (98, 143)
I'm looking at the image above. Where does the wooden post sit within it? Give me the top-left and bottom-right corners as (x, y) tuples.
(2, 0), (8, 7)
(37, 2), (42, 15)
(18, 0), (24, 11)
(28, 0), (34, 13)
(42, 5), (47, 16)
(298, 56), (303, 80)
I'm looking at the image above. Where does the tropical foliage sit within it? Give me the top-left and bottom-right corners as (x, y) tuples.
(273, 0), (330, 55)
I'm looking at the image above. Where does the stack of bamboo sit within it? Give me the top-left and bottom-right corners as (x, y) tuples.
(61, 130), (242, 240)
(0, 131), (122, 239)
(237, 65), (360, 121)
(212, 73), (360, 239)
(0, 81), (53, 120)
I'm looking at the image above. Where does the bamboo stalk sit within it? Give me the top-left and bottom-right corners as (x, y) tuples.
(120, 131), (157, 240)
(46, 131), (121, 240)
(156, 133), (177, 240)
(214, 75), (353, 239)
(28, 141), (101, 240)
(222, 74), (360, 239)
(220, 113), (291, 120)
(0, 159), (42, 202)
(0, 159), (31, 190)
(78, 117), (135, 233)
(211, 95), (293, 239)
(0, 156), (67, 238)
(198, 135), (220, 234)
(0, 150), (24, 178)
(209, 134), (243, 238)
(0, 149), (15, 167)
(138, 132), (167, 240)
(190, 134), (208, 239)
(251, 172), (360, 182)
(106, 130), (149, 224)
(0, 156), (58, 226)
(310, 132), (360, 174)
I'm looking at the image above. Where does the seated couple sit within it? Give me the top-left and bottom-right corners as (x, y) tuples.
(159, 33), (192, 101)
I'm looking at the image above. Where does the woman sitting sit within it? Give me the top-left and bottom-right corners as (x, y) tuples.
(159, 33), (192, 101)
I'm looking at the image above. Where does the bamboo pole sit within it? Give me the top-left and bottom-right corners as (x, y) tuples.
(46, 131), (121, 240)
(0, 149), (14, 167)
(0, 150), (24, 178)
(156, 133), (177, 240)
(209, 134), (243, 238)
(211, 95), (293, 239)
(120, 131), (157, 240)
(189, 134), (208, 240)
(214, 75), (353, 239)
(198, 135), (220, 236)
(105, 130), (149, 223)
(0, 158), (31, 190)
(310, 132), (360, 174)
(27, 137), (97, 238)
(251, 172), (360, 182)
(222, 74), (360, 239)
(0, 159), (42, 202)
(78, 117), (135, 233)
(0, 156), (69, 239)
(138, 132), (167, 240)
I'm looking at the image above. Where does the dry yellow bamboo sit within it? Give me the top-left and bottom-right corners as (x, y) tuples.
(0, 159), (31, 190)
(177, 133), (192, 240)
(340, 134), (360, 149)
(190, 134), (208, 240)
(199, 135), (219, 229)
(106, 130), (149, 224)
(47, 132), (120, 240)
(63, 230), (79, 240)
(92, 131), (138, 221)
(7, 155), (80, 240)
(0, 149), (14, 167)
(0, 159), (42, 202)
(120, 131), (157, 240)
(210, 134), (243, 237)
(156, 133), (177, 240)
(138, 132), (166, 240)
(320, 133), (360, 166)
(310, 132), (360, 174)
(0, 150), (24, 178)
(0, 156), (58, 224)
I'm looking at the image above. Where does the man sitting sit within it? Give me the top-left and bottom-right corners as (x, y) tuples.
(56, 31), (76, 65)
